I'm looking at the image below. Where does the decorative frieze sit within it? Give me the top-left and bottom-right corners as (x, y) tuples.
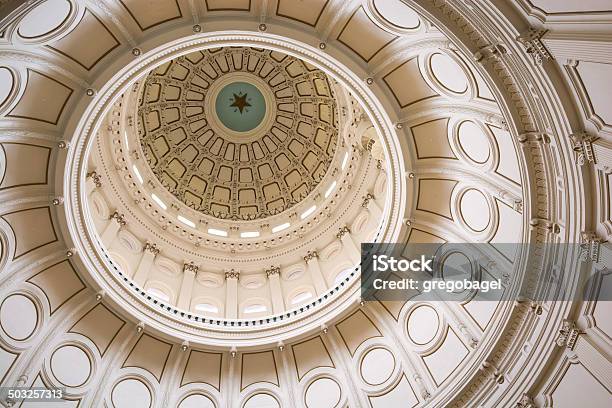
(517, 28), (552, 65)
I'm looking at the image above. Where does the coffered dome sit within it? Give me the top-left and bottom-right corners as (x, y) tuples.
(0, 1), (610, 408)
(138, 47), (339, 220)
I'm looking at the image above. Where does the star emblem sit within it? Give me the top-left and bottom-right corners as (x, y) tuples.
(229, 92), (251, 114)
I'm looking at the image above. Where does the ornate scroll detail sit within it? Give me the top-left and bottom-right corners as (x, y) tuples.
(303, 251), (319, 263)
(224, 269), (240, 280)
(517, 28), (551, 65)
(336, 226), (351, 239)
(183, 261), (199, 274)
(361, 193), (375, 208)
(579, 232), (602, 263)
(87, 171), (102, 188)
(110, 211), (126, 226)
(265, 266), (281, 278)
(144, 242), (160, 255)
(570, 131), (598, 165)
(555, 320), (580, 349)
(516, 394), (535, 408)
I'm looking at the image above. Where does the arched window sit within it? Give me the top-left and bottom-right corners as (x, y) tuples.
(194, 303), (219, 314)
(147, 287), (170, 303)
(291, 291), (313, 305)
(335, 268), (354, 284)
(243, 304), (267, 314)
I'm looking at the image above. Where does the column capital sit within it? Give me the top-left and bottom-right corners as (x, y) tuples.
(363, 138), (375, 152)
(556, 319), (580, 349)
(225, 269), (240, 280)
(303, 251), (319, 263)
(110, 211), (127, 226)
(336, 226), (351, 239)
(183, 261), (199, 274)
(86, 171), (102, 188)
(570, 131), (598, 165)
(579, 231), (603, 263)
(265, 266), (281, 278)
(361, 193), (375, 208)
(143, 242), (160, 255)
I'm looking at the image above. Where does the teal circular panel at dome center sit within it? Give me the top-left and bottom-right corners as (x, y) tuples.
(215, 81), (266, 132)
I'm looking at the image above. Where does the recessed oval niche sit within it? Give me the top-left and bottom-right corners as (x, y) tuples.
(457, 121), (490, 163)
(244, 393), (279, 408)
(373, 0), (420, 29)
(305, 378), (341, 408)
(111, 378), (151, 408)
(0, 294), (38, 341)
(407, 305), (439, 345)
(360, 348), (395, 385)
(442, 252), (472, 293)
(179, 394), (215, 408)
(0, 68), (14, 107)
(17, 0), (71, 39)
(430, 53), (469, 94)
(51, 345), (91, 387)
(459, 189), (490, 232)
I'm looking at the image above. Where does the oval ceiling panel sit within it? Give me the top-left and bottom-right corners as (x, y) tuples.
(17, 0), (71, 39)
(179, 394), (215, 408)
(458, 121), (490, 163)
(112, 379), (151, 408)
(0, 294), (37, 341)
(460, 189), (490, 232)
(361, 348), (395, 385)
(442, 252), (472, 292)
(244, 393), (279, 408)
(373, 0), (421, 29)
(305, 378), (341, 408)
(430, 53), (469, 94)
(407, 305), (439, 345)
(0, 68), (13, 107)
(51, 345), (91, 387)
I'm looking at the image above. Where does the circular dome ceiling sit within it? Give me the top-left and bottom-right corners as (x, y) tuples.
(138, 47), (339, 221)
